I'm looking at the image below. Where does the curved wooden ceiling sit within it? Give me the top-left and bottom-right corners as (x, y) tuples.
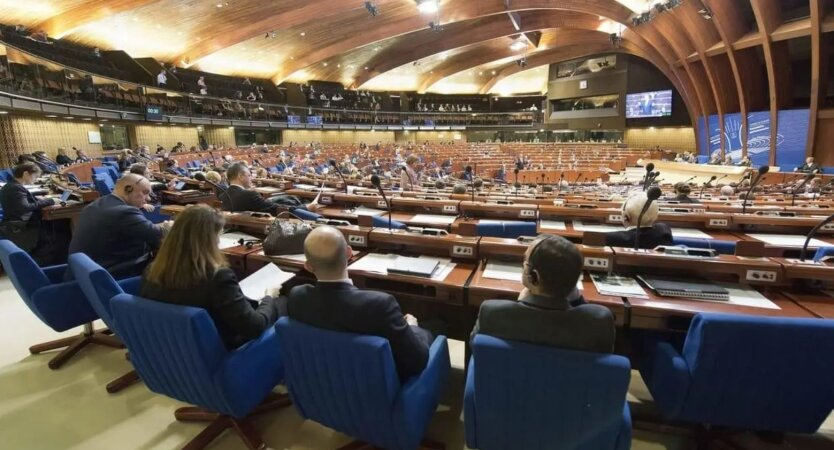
(2, 0), (833, 156)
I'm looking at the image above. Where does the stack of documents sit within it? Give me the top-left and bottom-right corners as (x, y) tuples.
(590, 274), (648, 298)
(482, 261), (523, 282)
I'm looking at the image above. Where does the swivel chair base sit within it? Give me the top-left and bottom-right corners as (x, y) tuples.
(105, 352), (142, 394)
(29, 323), (124, 370)
(337, 439), (445, 450)
(173, 392), (292, 450)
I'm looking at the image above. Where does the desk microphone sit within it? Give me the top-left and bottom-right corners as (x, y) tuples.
(634, 186), (662, 250)
(642, 163), (655, 190)
(699, 175), (717, 198)
(801, 212), (834, 261)
(572, 172), (582, 188)
(371, 175), (392, 232)
(330, 159), (349, 193)
(791, 172), (816, 207)
(742, 165), (770, 215)
(682, 175), (697, 184)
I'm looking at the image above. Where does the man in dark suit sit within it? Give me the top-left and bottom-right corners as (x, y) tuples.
(471, 235), (614, 353)
(221, 162), (280, 215)
(287, 226), (433, 381)
(0, 162), (68, 265)
(605, 191), (673, 249)
(796, 157), (821, 174)
(68, 174), (171, 278)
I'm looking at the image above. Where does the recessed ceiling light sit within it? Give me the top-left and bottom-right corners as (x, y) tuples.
(0, 111), (8, 115)
(100, 119), (108, 122)
(365, 66), (369, 70)
(300, 32), (306, 37)
(479, 71), (483, 76)
(216, 3), (223, 7)
(82, 117), (92, 120)
(374, 47), (380, 51)
(510, 39), (527, 51)
(417, 0), (439, 14)
(46, 115), (57, 118)
(65, 116), (74, 119)
(323, 62), (328, 67)
(337, 64), (341, 68)
(491, 70), (496, 75)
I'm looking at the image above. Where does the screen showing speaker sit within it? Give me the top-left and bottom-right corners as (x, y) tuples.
(625, 90), (672, 118)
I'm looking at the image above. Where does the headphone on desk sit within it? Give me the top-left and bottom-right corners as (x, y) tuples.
(237, 238), (261, 249)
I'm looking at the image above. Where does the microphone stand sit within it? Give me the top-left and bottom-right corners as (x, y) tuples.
(741, 167), (769, 216)
(331, 161), (349, 193)
(372, 176), (392, 233)
(699, 176), (717, 199)
(800, 212), (834, 261)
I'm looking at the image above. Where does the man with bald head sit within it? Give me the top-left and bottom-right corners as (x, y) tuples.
(69, 174), (170, 277)
(287, 226), (433, 380)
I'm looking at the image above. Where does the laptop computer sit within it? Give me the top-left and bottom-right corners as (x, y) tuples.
(174, 181), (186, 191)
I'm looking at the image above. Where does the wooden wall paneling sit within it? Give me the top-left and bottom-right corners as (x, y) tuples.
(750, 0), (785, 166)
(813, 118), (834, 165)
(665, 7), (729, 153)
(0, 115), (22, 168)
(133, 124), (200, 150)
(704, 0), (757, 155)
(35, 0), (160, 38)
(808, 0), (827, 158)
(202, 126), (236, 148)
(0, 116), (103, 157)
(625, 127), (696, 152)
(282, 130), (394, 144)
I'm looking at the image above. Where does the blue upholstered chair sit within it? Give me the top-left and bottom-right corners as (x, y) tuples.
(372, 215), (408, 229)
(641, 313), (834, 439)
(93, 174), (114, 195)
(813, 246), (834, 262)
(289, 208), (322, 221)
(275, 317), (450, 450)
(68, 253), (143, 393)
(0, 240), (122, 369)
(465, 334), (632, 450)
(476, 221), (537, 239)
(671, 237), (737, 255)
(0, 168), (13, 182)
(110, 294), (289, 450)
(142, 205), (170, 224)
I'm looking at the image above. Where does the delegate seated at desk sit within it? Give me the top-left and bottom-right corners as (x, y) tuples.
(129, 163), (173, 209)
(471, 235), (615, 353)
(605, 191), (673, 249)
(68, 174), (170, 278)
(140, 205), (286, 350)
(287, 226), (433, 381)
(221, 162), (322, 214)
(672, 182), (700, 204)
(0, 162), (68, 265)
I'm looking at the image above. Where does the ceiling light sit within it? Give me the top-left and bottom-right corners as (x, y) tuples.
(323, 62), (328, 66)
(46, 115), (57, 118)
(0, 111), (8, 115)
(82, 118), (92, 121)
(300, 32), (306, 37)
(510, 39), (527, 51)
(65, 116), (74, 119)
(216, 3), (223, 7)
(417, 0), (438, 14)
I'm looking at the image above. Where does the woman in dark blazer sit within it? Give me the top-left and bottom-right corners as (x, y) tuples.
(140, 204), (286, 349)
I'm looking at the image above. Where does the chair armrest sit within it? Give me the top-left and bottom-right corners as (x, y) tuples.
(221, 326), (284, 393)
(116, 276), (142, 296)
(42, 264), (70, 284)
(393, 336), (451, 443)
(464, 356), (477, 449)
(641, 341), (691, 419)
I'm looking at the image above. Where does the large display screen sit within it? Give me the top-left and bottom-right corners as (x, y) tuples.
(625, 90), (672, 118)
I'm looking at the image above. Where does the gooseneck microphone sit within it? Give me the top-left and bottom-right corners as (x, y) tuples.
(682, 175), (697, 184)
(741, 165), (770, 215)
(801, 212), (834, 261)
(642, 163), (655, 190)
(634, 186), (662, 250)
(791, 172), (816, 207)
(330, 159), (349, 193)
(371, 175), (392, 232)
(572, 172), (583, 188)
(699, 175), (717, 198)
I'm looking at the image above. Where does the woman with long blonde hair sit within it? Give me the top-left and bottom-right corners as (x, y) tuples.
(140, 204), (285, 349)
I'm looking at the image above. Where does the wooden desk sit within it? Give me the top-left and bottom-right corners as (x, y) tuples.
(781, 291), (834, 318)
(160, 190), (216, 205)
(41, 202), (85, 225)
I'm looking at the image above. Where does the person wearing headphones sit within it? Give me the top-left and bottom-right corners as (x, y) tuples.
(470, 235), (614, 353)
(68, 174), (171, 278)
(605, 191), (673, 249)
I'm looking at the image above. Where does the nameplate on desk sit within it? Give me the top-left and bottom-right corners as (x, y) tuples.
(443, 204), (458, 213)
(377, 200), (388, 208)
(320, 195), (333, 205)
(607, 214), (623, 223)
(519, 209), (536, 218)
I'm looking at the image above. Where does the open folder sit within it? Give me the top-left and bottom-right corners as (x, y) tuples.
(388, 256), (439, 278)
(239, 263), (295, 299)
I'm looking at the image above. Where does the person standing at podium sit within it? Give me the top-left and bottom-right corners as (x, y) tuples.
(605, 191), (673, 249)
(470, 235), (615, 353)
(288, 226), (433, 381)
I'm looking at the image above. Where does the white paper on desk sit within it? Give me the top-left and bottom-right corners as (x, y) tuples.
(483, 261), (523, 282)
(712, 283), (780, 310)
(293, 183), (316, 190)
(671, 228), (713, 239)
(239, 263), (294, 299)
(540, 220), (567, 231)
(746, 234), (829, 248)
(410, 214), (456, 225)
(478, 219), (504, 225)
(590, 273), (647, 298)
(572, 221), (624, 233)
(424, 255), (456, 281)
(351, 205), (386, 216)
(218, 232), (258, 249)
(349, 253), (397, 274)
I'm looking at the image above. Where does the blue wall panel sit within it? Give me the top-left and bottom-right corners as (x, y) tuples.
(775, 109), (809, 170)
(723, 113), (743, 161)
(697, 116), (708, 156)
(708, 114), (721, 157)
(746, 111), (772, 167)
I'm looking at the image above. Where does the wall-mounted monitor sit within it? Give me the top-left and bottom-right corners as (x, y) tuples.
(625, 89), (672, 118)
(306, 115), (323, 125)
(145, 105), (163, 121)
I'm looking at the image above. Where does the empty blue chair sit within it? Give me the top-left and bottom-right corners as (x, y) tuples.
(465, 334), (631, 450)
(0, 240), (122, 369)
(93, 174), (114, 195)
(68, 253), (143, 393)
(672, 237), (736, 255)
(104, 164), (121, 181)
(276, 317), (450, 450)
(813, 246), (834, 262)
(0, 168), (13, 182)
(641, 313), (834, 437)
(476, 220), (537, 239)
(110, 294), (289, 449)
(92, 165), (112, 180)
(290, 208), (322, 221)
(372, 214), (407, 229)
